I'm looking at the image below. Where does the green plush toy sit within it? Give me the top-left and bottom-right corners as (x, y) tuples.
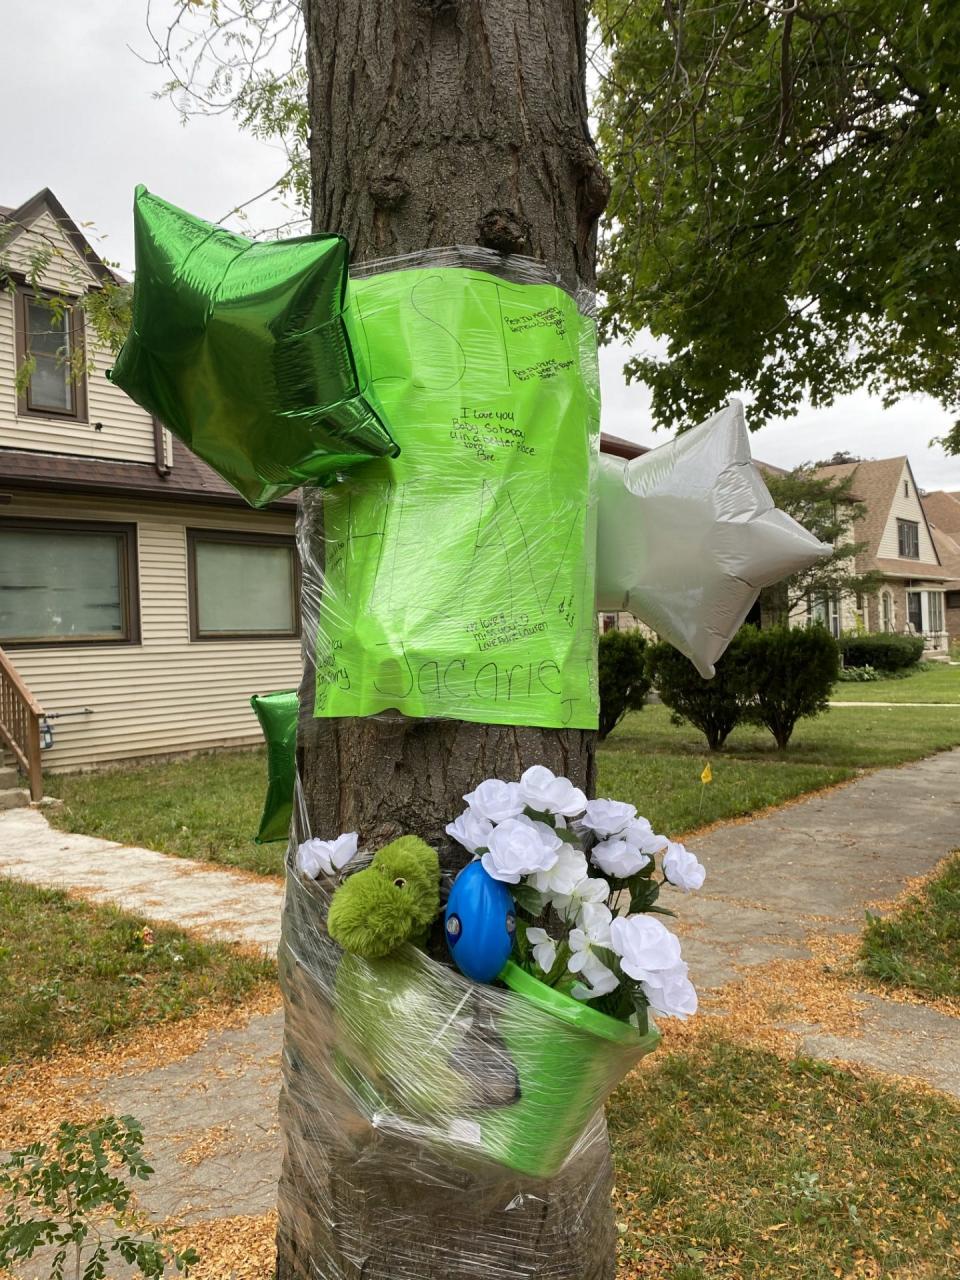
(326, 835), (520, 1121)
(326, 836), (440, 959)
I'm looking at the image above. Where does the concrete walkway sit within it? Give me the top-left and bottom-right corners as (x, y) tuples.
(679, 747), (960, 1095)
(2, 750), (959, 1231)
(829, 699), (960, 707)
(0, 806), (282, 952)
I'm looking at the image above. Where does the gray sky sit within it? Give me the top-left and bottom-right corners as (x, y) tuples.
(5, 1), (958, 491)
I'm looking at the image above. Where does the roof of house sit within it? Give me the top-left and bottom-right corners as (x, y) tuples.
(922, 489), (960, 539)
(0, 438), (298, 510)
(922, 490), (960, 589)
(0, 188), (122, 287)
(813, 455), (955, 582)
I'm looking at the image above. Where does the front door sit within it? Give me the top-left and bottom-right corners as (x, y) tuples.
(907, 591), (923, 635)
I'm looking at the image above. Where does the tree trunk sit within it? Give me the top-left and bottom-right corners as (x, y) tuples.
(278, 3), (614, 1276)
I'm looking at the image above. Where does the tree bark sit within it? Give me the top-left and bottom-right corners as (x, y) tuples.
(278, 3), (614, 1276)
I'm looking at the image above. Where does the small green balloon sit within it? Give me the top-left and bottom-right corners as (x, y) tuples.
(250, 688), (299, 844)
(108, 186), (398, 507)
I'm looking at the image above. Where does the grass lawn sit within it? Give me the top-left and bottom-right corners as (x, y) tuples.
(599, 701), (960, 836)
(611, 1036), (960, 1279)
(45, 750), (282, 876)
(0, 878), (275, 1065)
(45, 697), (960, 872)
(860, 853), (960, 1002)
(833, 662), (960, 704)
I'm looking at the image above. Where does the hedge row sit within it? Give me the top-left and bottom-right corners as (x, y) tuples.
(599, 624), (842, 750)
(839, 632), (924, 672)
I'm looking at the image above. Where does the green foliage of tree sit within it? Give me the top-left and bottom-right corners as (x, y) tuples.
(759, 465), (881, 621)
(840, 632), (925, 672)
(597, 628), (651, 740)
(594, 0), (960, 446)
(0, 1116), (197, 1280)
(738, 624), (839, 749)
(646, 633), (749, 750)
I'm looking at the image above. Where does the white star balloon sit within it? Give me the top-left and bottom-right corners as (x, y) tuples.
(596, 400), (831, 677)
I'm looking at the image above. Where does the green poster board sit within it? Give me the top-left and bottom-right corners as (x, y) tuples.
(312, 265), (599, 730)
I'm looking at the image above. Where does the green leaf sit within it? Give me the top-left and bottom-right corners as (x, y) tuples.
(512, 883), (547, 916)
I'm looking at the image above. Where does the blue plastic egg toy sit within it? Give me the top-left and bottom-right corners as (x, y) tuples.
(445, 861), (516, 983)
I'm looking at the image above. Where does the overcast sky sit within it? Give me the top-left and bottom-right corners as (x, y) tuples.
(5, 1), (958, 491)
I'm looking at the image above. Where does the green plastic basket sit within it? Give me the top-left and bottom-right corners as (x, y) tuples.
(477, 962), (660, 1177)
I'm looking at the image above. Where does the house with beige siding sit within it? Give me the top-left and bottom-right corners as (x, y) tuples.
(0, 189), (302, 794)
(811, 456), (952, 652)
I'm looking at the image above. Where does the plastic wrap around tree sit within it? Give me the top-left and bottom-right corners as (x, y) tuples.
(277, 825), (659, 1280)
(299, 247), (601, 732)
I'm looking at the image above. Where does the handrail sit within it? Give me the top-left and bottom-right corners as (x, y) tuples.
(0, 646), (44, 802)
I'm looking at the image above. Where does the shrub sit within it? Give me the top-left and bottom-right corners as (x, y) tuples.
(598, 629), (651, 740)
(0, 1115), (197, 1280)
(646, 634), (749, 750)
(837, 664), (881, 682)
(739, 625), (840, 749)
(840, 632), (924, 672)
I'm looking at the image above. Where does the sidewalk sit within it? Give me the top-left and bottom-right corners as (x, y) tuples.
(678, 746), (960, 1095)
(0, 805), (282, 952)
(829, 699), (960, 706)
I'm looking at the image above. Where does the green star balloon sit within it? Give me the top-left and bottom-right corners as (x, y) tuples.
(250, 688), (299, 844)
(108, 186), (398, 507)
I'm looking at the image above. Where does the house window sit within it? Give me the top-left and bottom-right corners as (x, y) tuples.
(907, 591), (923, 634)
(928, 591), (944, 636)
(187, 530), (300, 640)
(14, 291), (87, 420)
(904, 480), (909, 497)
(881, 590), (893, 632)
(946, 590), (960, 609)
(0, 520), (139, 646)
(897, 519), (920, 559)
(811, 592), (840, 638)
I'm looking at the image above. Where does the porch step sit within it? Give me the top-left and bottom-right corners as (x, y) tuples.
(0, 766), (18, 790)
(0, 787), (31, 811)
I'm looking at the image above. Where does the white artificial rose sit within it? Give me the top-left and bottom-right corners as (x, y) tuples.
(463, 778), (525, 823)
(518, 765), (587, 818)
(530, 843), (589, 897)
(296, 832), (358, 879)
(445, 808), (494, 854)
(622, 816), (669, 856)
(590, 837), (651, 880)
(480, 815), (560, 884)
(579, 797), (638, 838)
(608, 913), (683, 981)
(662, 840), (706, 892)
(551, 873), (610, 922)
(526, 927), (557, 974)
(568, 905), (619, 1000)
(641, 962), (699, 1020)
(571, 962), (620, 1001)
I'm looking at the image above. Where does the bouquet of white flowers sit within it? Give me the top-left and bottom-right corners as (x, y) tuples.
(446, 766), (704, 1029)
